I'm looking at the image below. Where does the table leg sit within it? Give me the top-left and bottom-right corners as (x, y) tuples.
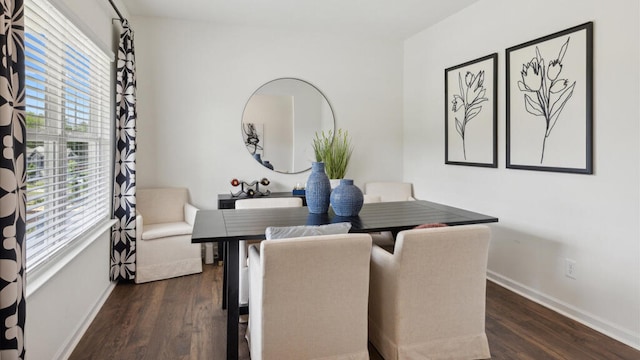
(222, 241), (227, 310)
(217, 240), (224, 265)
(226, 240), (239, 359)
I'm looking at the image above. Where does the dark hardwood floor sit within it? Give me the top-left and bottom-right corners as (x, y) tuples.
(69, 264), (640, 360)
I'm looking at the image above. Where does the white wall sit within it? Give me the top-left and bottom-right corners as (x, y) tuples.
(25, 0), (126, 358)
(27, 228), (114, 359)
(133, 17), (404, 209)
(404, 0), (640, 348)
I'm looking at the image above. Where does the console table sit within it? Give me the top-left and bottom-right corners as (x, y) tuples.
(217, 191), (306, 209)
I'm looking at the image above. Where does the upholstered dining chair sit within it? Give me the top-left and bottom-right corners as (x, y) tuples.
(234, 197), (303, 306)
(364, 182), (415, 202)
(363, 182), (415, 248)
(368, 224), (492, 360)
(246, 233), (372, 360)
(135, 187), (202, 283)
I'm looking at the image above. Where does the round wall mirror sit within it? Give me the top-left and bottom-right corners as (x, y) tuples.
(241, 78), (335, 174)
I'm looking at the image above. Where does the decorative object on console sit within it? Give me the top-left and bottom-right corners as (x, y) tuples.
(330, 179), (364, 217)
(292, 182), (305, 196)
(312, 128), (353, 179)
(230, 177), (271, 197)
(305, 162), (331, 214)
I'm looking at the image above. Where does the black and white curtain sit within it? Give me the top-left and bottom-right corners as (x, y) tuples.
(0, 0), (26, 358)
(110, 20), (137, 281)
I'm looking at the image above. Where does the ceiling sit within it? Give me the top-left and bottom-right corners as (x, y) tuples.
(124, 0), (480, 40)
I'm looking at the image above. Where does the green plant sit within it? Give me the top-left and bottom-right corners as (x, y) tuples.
(312, 129), (352, 179)
(26, 112), (44, 129)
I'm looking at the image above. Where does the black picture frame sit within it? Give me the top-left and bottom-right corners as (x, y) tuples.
(506, 22), (593, 174)
(445, 53), (498, 168)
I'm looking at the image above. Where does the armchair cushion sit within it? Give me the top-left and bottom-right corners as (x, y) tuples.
(265, 222), (352, 240)
(141, 221), (193, 240)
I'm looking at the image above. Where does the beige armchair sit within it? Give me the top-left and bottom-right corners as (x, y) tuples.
(135, 187), (202, 284)
(368, 225), (491, 360)
(235, 197), (303, 305)
(246, 233), (372, 360)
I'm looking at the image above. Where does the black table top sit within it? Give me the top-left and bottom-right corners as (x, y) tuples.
(192, 200), (498, 242)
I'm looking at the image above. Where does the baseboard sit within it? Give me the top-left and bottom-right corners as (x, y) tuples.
(487, 270), (640, 351)
(56, 281), (117, 360)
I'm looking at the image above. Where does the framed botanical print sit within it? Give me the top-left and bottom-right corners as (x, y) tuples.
(445, 53), (498, 168)
(506, 22), (593, 174)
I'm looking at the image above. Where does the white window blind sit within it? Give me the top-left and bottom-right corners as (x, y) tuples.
(24, 0), (112, 270)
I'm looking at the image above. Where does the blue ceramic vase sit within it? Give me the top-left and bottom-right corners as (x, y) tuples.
(306, 212), (330, 225)
(330, 179), (363, 217)
(306, 162), (331, 214)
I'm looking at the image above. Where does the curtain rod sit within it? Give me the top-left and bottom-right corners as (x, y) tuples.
(108, 0), (125, 23)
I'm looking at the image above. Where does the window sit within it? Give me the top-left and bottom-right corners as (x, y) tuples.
(25, 0), (112, 270)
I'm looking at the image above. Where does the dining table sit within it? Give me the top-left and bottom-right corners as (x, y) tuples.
(192, 199), (498, 359)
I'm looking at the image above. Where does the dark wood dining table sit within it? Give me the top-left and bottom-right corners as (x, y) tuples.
(192, 200), (498, 359)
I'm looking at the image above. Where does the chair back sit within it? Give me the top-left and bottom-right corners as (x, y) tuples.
(137, 187), (189, 224)
(235, 197), (302, 209)
(249, 233), (372, 360)
(363, 194), (381, 204)
(364, 182), (413, 202)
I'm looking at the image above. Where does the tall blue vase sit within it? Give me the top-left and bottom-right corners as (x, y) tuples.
(306, 162), (331, 214)
(330, 179), (364, 217)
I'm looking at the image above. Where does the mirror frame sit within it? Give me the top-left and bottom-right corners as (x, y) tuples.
(241, 77), (336, 174)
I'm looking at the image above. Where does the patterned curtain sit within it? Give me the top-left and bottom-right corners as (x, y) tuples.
(110, 20), (137, 281)
(0, 0), (26, 358)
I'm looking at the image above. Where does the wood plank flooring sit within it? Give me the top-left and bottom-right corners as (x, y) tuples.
(69, 264), (640, 360)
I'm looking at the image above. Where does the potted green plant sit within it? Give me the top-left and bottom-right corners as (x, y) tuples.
(312, 129), (353, 180)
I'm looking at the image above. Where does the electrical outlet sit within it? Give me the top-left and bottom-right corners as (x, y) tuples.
(565, 258), (577, 279)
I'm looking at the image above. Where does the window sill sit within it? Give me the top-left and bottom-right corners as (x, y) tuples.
(26, 218), (117, 298)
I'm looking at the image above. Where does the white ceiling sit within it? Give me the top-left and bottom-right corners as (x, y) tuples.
(124, 0), (480, 40)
